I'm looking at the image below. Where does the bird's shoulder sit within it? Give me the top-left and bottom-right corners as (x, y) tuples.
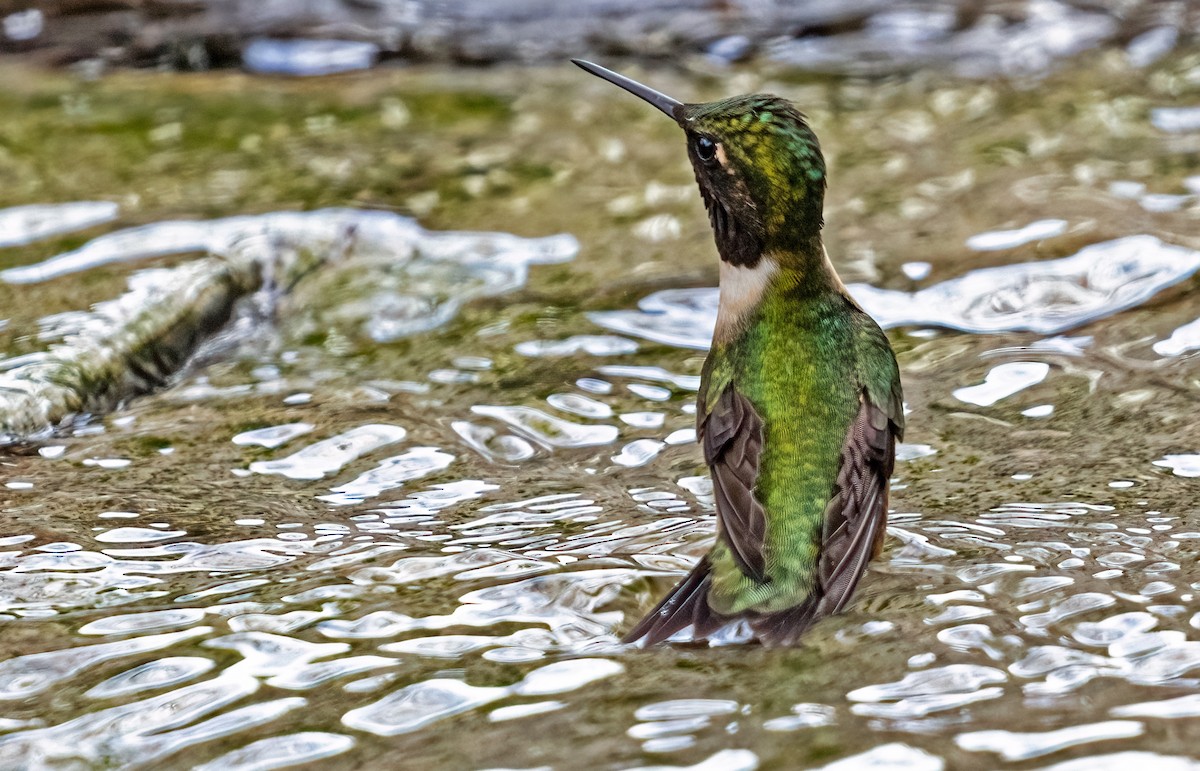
(849, 307), (904, 438)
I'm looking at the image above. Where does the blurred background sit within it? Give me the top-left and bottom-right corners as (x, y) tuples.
(1, 3), (1200, 771)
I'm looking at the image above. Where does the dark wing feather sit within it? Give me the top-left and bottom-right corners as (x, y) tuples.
(701, 386), (769, 583)
(751, 389), (897, 647)
(622, 557), (727, 646)
(816, 392), (896, 615)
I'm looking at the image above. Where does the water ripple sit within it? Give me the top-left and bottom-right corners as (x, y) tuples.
(589, 236), (1200, 346)
(193, 731), (355, 771)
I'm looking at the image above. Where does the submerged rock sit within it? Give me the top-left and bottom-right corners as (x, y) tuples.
(0, 208), (576, 443)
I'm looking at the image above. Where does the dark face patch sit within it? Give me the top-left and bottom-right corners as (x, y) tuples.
(686, 133), (765, 268)
(679, 95), (827, 267)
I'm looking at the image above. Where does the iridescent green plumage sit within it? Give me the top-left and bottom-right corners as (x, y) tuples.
(573, 61), (904, 646)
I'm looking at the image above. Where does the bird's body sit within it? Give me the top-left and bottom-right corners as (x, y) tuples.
(573, 63), (903, 647)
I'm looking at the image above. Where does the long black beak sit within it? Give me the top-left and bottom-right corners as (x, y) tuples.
(571, 59), (682, 119)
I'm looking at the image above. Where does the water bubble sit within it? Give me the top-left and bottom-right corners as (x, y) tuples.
(596, 365), (701, 391)
(633, 214), (682, 243)
(665, 429), (696, 445)
(0, 674), (285, 767)
(1154, 317), (1200, 357)
(1020, 593), (1117, 632)
(628, 716), (710, 740)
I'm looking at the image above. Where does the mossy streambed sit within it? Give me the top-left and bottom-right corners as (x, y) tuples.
(0, 52), (1199, 769)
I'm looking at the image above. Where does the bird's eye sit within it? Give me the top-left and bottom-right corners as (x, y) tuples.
(695, 136), (717, 162)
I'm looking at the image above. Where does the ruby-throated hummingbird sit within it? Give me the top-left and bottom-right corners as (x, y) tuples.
(574, 60), (904, 647)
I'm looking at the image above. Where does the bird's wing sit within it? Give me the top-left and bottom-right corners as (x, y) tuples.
(701, 384), (769, 583)
(814, 390), (897, 615)
(622, 372), (763, 647)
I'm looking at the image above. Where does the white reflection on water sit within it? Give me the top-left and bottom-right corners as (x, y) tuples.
(194, 731), (356, 770)
(953, 362), (1050, 407)
(242, 38), (379, 77)
(248, 424), (407, 480)
(0, 208), (576, 288)
(965, 219), (1067, 251)
(320, 447), (455, 505)
(1153, 455), (1200, 478)
(232, 423), (314, 449)
(1154, 317), (1200, 357)
(813, 743), (943, 771)
(955, 720), (1144, 761)
(0, 202), (119, 249)
(589, 236), (1200, 346)
(342, 658), (622, 737)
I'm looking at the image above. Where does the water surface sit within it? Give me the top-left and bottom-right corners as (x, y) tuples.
(0, 52), (1199, 769)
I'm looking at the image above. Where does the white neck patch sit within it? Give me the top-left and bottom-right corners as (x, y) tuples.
(715, 257), (777, 343)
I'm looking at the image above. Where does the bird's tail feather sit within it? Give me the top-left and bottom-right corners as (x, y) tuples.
(623, 557), (829, 648)
(623, 557), (727, 646)
(748, 595), (822, 647)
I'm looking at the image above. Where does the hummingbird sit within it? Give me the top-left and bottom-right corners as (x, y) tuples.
(574, 60), (904, 647)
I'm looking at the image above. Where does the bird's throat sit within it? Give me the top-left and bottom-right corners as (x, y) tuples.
(715, 257), (778, 345)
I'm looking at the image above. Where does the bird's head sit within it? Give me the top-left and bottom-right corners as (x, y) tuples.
(573, 60), (826, 269)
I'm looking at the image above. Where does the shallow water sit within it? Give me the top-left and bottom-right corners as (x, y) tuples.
(1, 50), (1199, 770)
